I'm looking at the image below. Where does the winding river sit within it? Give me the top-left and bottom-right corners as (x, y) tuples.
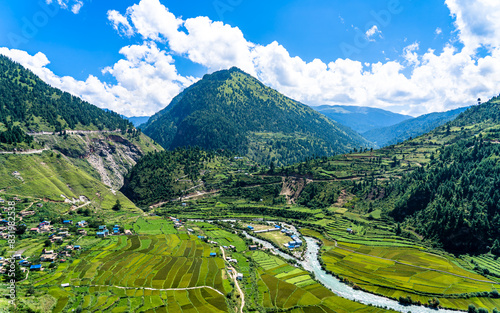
(242, 231), (461, 313)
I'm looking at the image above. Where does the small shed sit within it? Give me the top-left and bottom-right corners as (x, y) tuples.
(30, 264), (42, 271)
(210, 252), (217, 257)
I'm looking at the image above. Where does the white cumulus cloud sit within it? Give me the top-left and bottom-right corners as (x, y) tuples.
(2, 0), (500, 117)
(46, 0), (85, 14)
(365, 25), (382, 41)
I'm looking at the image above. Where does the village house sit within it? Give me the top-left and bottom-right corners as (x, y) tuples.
(77, 220), (87, 227)
(59, 251), (71, 258)
(58, 231), (70, 238)
(20, 211), (35, 217)
(19, 260), (30, 267)
(51, 236), (63, 243)
(77, 229), (87, 235)
(41, 253), (56, 262)
(30, 264), (42, 271)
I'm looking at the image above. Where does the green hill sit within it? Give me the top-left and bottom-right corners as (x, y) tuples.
(0, 55), (132, 150)
(362, 107), (468, 147)
(278, 98), (500, 254)
(313, 105), (412, 134)
(142, 67), (372, 166)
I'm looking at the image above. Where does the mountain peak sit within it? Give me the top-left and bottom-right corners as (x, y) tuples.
(142, 67), (371, 166)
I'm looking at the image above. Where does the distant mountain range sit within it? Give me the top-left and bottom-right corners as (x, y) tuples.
(126, 116), (150, 127)
(362, 107), (469, 147)
(312, 105), (412, 133)
(141, 67), (372, 166)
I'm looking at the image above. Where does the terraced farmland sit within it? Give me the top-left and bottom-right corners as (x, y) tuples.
(305, 229), (500, 311)
(32, 234), (230, 312)
(250, 251), (393, 313)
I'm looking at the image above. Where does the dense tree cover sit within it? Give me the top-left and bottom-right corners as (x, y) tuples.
(247, 133), (348, 166)
(391, 138), (500, 254)
(230, 205), (313, 220)
(221, 184), (281, 202)
(121, 148), (233, 205)
(0, 124), (33, 144)
(0, 55), (132, 139)
(142, 67), (371, 165)
(362, 107), (468, 147)
(451, 96), (500, 127)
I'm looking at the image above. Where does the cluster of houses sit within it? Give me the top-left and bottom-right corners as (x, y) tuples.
(29, 221), (54, 234)
(250, 224), (284, 234)
(169, 216), (184, 228)
(286, 235), (303, 250)
(280, 228), (303, 250)
(96, 225), (119, 237)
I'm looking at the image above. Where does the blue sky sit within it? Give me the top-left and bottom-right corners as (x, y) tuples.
(1, 0), (499, 117)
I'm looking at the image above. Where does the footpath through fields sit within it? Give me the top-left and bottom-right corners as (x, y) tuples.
(220, 246), (245, 313)
(88, 284), (224, 296)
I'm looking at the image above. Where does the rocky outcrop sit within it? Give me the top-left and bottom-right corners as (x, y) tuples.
(33, 132), (148, 190)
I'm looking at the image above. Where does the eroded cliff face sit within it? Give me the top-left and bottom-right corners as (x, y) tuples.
(85, 135), (143, 190)
(34, 132), (158, 190)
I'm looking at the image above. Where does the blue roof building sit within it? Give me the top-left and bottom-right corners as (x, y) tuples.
(210, 252), (217, 257)
(247, 226), (254, 230)
(275, 225), (281, 229)
(30, 264), (42, 271)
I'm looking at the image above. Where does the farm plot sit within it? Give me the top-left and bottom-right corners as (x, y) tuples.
(32, 234), (229, 312)
(250, 251), (393, 313)
(202, 227), (247, 252)
(133, 217), (179, 235)
(315, 233), (500, 311)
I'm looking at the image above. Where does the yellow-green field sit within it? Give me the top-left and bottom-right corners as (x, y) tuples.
(14, 232), (230, 312)
(302, 229), (500, 311)
(250, 250), (394, 313)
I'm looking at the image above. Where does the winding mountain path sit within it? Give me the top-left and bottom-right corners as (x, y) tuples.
(0, 148), (49, 155)
(220, 246), (245, 313)
(88, 284), (224, 296)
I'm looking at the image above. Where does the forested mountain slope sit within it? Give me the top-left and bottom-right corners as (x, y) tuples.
(142, 67), (372, 166)
(0, 55), (131, 145)
(362, 107), (468, 147)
